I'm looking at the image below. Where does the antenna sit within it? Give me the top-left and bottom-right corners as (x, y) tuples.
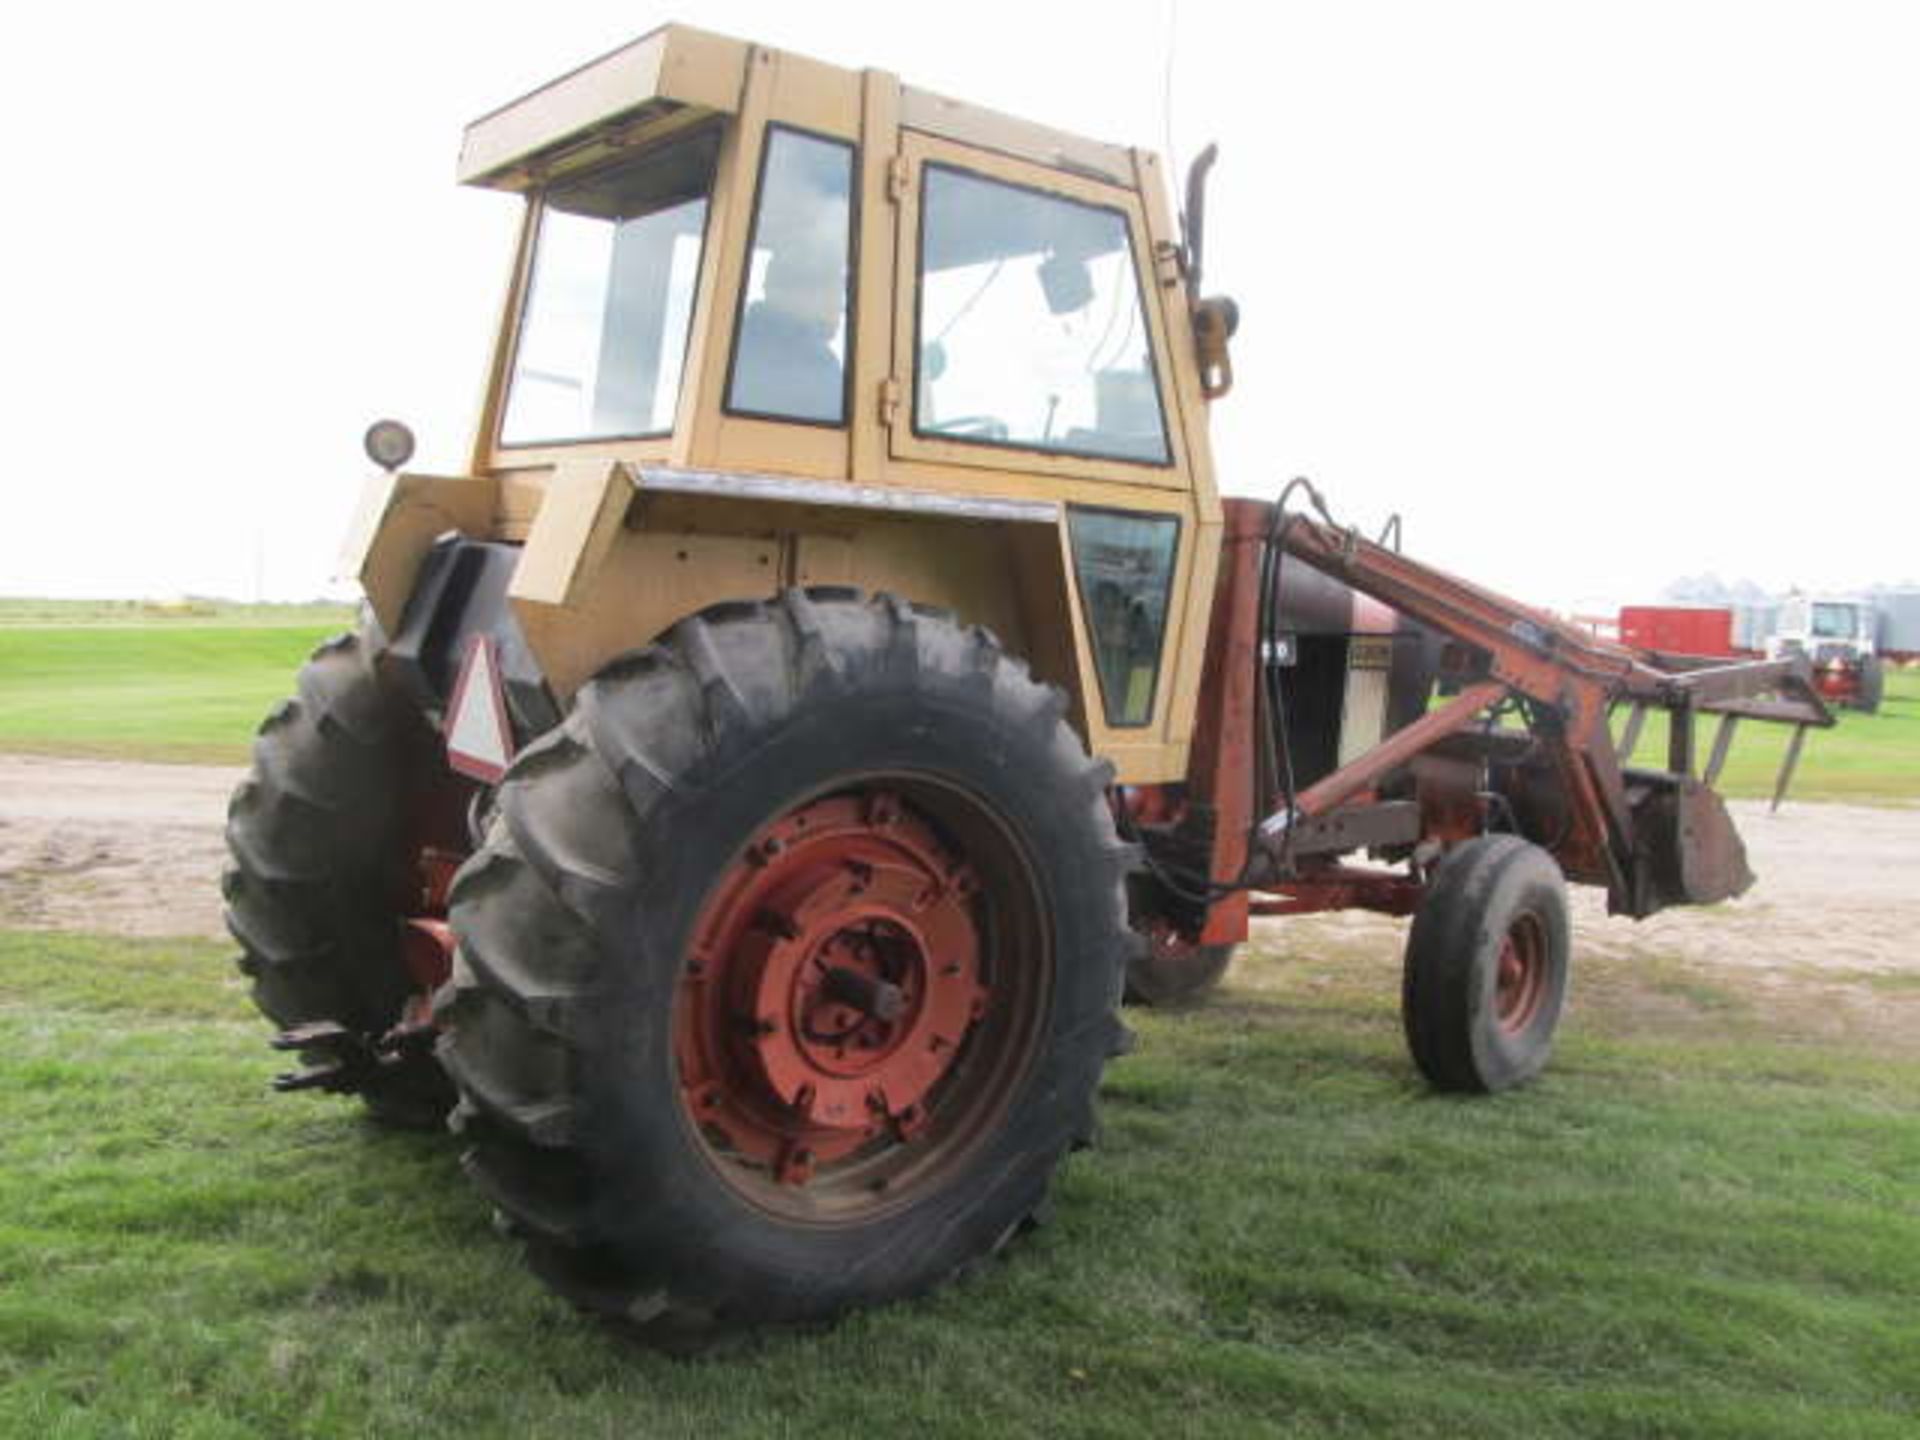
(1161, 0), (1182, 188)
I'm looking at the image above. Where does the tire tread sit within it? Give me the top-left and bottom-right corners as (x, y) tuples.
(443, 589), (1132, 1334)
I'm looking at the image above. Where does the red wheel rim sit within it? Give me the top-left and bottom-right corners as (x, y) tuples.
(1493, 911), (1549, 1034)
(675, 782), (1046, 1218)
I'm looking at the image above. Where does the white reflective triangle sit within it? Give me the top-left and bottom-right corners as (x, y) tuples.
(446, 636), (514, 782)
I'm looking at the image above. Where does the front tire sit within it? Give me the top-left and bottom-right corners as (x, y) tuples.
(1125, 930), (1235, 1006)
(438, 591), (1134, 1332)
(1854, 656), (1884, 714)
(1401, 835), (1570, 1093)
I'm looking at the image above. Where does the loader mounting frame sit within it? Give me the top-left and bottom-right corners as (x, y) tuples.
(1139, 490), (1835, 949)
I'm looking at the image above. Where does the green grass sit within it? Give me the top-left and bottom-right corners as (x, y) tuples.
(2, 929), (1914, 1437)
(0, 624), (345, 764)
(1618, 669), (1920, 804)
(0, 598), (353, 629)
(1, 602), (1913, 802)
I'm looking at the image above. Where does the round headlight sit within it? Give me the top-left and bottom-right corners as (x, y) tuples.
(363, 419), (416, 472)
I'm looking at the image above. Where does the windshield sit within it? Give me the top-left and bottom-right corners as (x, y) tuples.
(500, 129), (720, 446)
(1811, 603), (1860, 640)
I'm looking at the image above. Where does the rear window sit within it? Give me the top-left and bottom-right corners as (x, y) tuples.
(500, 129), (720, 446)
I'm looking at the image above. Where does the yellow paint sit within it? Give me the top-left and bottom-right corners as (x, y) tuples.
(363, 23), (1240, 784)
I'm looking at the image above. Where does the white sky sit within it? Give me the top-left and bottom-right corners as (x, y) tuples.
(2, 1), (1915, 613)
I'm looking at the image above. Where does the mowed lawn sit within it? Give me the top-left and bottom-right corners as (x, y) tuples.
(1, 929), (1914, 1437)
(1, 604), (1916, 800)
(1618, 668), (1920, 804)
(0, 615), (348, 764)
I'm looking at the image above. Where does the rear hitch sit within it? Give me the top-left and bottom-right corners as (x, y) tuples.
(270, 1021), (377, 1095)
(270, 1018), (437, 1097)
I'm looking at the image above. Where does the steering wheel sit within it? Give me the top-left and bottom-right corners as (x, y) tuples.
(925, 415), (1010, 441)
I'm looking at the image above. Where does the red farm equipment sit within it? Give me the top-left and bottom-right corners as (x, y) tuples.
(1618, 604), (1738, 661)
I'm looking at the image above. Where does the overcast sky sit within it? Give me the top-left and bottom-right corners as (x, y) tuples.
(3, 1), (1914, 614)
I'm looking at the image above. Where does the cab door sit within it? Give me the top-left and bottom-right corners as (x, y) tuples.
(883, 131), (1220, 783)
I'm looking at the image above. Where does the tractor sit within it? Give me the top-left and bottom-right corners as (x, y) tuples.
(1767, 592), (1885, 713)
(228, 23), (1832, 1335)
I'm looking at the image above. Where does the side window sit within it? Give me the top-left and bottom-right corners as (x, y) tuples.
(1067, 507), (1181, 726)
(916, 165), (1170, 465)
(726, 127), (855, 425)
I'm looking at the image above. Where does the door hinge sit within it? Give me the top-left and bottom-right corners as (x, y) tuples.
(886, 155), (911, 205)
(1153, 239), (1186, 290)
(878, 377), (903, 429)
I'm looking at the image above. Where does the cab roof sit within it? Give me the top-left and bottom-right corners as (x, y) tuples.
(458, 23), (1138, 192)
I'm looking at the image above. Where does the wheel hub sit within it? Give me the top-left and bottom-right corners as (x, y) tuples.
(1493, 912), (1548, 1033)
(678, 791), (988, 1183)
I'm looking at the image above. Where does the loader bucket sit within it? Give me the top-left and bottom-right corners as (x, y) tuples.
(1620, 769), (1755, 918)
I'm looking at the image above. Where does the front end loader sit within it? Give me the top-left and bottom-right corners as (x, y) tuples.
(228, 23), (1832, 1336)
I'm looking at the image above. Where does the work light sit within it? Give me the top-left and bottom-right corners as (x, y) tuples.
(363, 419), (416, 472)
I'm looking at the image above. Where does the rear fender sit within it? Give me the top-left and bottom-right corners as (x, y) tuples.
(348, 460), (1209, 786)
(341, 471), (498, 637)
(505, 459), (1105, 753)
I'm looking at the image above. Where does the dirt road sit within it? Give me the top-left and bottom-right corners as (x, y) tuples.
(1, 755), (1913, 981)
(0, 755), (241, 937)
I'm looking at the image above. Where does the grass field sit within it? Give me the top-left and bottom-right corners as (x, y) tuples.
(1618, 668), (1920, 804)
(1, 927), (1914, 1437)
(0, 599), (353, 628)
(2, 603), (1916, 798)
(0, 614), (349, 764)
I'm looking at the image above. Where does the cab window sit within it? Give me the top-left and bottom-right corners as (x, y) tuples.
(1811, 603), (1860, 640)
(1068, 507), (1180, 725)
(500, 129), (720, 446)
(727, 127), (856, 425)
(915, 165), (1170, 465)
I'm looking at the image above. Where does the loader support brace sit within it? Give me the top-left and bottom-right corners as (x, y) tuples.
(1262, 489), (1832, 916)
(1150, 483), (1837, 942)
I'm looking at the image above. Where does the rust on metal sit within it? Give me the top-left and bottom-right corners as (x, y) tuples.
(400, 918), (456, 992)
(1173, 497), (1270, 948)
(1284, 800), (1423, 857)
(1260, 506), (1825, 918)
(1129, 488), (1836, 947)
(1493, 912), (1550, 1034)
(1411, 756), (1483, 848)
(1249, 865), (1424, 918)
(1271, 680), (1505, 834)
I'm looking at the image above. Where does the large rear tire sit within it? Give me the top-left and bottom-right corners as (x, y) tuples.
(438, 591), (1134, 1333)
(1401, 835), (1569, 1093)
(224, 630), (455, 1128)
